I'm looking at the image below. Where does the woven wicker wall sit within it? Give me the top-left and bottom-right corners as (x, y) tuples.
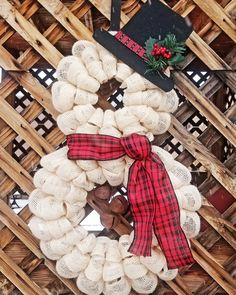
(0, 0), (235, 294)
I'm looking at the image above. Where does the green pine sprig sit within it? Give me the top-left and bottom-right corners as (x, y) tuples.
(144, 33), (186, 75)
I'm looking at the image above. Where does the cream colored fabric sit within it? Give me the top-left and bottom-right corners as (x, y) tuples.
(57, 110), (78, 135)
(40, 147), (68, 173)
(123, 256), (148, 279)
(76, 272), (104, 295)
(29, 39), (203, 294)
(158, 265), (178, 281)
(131, 271), (158, 294)
(51, 81), (76, 113)
(103, 276), (131, 295)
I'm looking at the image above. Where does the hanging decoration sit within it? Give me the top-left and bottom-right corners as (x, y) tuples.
(28, 39), (202, 295)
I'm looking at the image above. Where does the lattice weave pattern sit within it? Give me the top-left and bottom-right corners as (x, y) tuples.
(0, 0), (235, 294)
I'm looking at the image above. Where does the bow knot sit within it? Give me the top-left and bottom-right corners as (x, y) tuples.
(67, 133), (194, 269)
(120, 133), (151, 160)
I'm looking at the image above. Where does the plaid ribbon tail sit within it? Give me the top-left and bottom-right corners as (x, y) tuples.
(150, 154), (195, 269)
(66, 133), (194, 268)
(127, 161), (154, 256)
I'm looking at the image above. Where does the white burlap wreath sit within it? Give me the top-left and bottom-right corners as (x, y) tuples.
(28, 40), (202, 295)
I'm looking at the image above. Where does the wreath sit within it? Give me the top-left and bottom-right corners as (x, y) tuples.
(28, 40), (202, 295)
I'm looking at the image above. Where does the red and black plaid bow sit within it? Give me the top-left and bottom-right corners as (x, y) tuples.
(67, 133), (194, 269)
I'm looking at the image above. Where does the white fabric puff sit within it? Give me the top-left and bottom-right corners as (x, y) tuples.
(63, 248), (90, 273)
(131, 271), (158, 294)
(85, 256), (104, 282)
(56, 159), (82, 182)
(140, 249), (166, 274)
(29, 195), (65, 220)
(42, 175), (70, 199)
(123, 256), (148, 279)
(76, 272), (104, 295)
(106, 240), (122, 262)
(180, 210), (201, 238)
(158, 265), (178, 281)
(96, 43), (117, 80)
(40, 147), (68, 173)
(103, 276), (131, 295)
(169, 161), (192, 189)
(33, 168), (54, 188)
(103, 261), (124, 282)
(121, 73), (146, 92)
(77, 234), (96, 255)
(75, 89), (98, 105)
(115, 63), (133, 82)
(72, 40), (96, 57)
(57, 110), (78, 135)
(175, 185), (202, 211)
(64, 185), (87, 204)
(51, 81), (76, 113)
(56, 257), (79, 279)
(73, 104), (95, 125)
(56, 56), (79, 81)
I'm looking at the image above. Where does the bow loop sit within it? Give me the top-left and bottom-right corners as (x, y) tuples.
(120, 133), (151, 160)
(66, 132), (194, 269)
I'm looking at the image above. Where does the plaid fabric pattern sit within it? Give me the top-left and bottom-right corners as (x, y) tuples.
(67, 133), (194, 269)
(115, 31), (146, 58)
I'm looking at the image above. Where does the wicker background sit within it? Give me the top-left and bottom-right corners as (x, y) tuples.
(0, 0), (235, 294)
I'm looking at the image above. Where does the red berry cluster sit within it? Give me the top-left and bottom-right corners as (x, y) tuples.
(151, 43), (172, 60)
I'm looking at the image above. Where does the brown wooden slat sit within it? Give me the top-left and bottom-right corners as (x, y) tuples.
(198, 200), (236, 251)
(0, 200), (82, 295)
(0, 99), (54, 157)
(0, 0), (91, 110)
(0, 0), (63, 68)
(0, 249), (46, 295)
(191, 239), (236, 288)
(0, 46), (58, 118)
(0, 0), (39, 46)
(199, 151), (236, 205)
(171, 0), (196, 17)
(37, 0), (94, 41)
(0, 145), (34, 194)
(88, 0), (130, 25)
(193, 0), (236, 43)
(173, 72), (236, 147)
(195, 251), (236, 294)
(0, 128), (64, 199)
(192, 250), (236, 295)
(0, 257), (40, 295)
(169, 116), (236, 197)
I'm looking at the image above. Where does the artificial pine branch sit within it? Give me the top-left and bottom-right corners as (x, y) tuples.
(144, 33), (186, 75)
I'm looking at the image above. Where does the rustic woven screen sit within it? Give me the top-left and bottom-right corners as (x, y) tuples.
(0, 0), (235, 294)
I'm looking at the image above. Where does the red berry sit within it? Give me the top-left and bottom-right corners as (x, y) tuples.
(151, 52), (155, 56)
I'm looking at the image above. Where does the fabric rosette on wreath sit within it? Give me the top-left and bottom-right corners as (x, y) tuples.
(28, 40), (202, 295)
